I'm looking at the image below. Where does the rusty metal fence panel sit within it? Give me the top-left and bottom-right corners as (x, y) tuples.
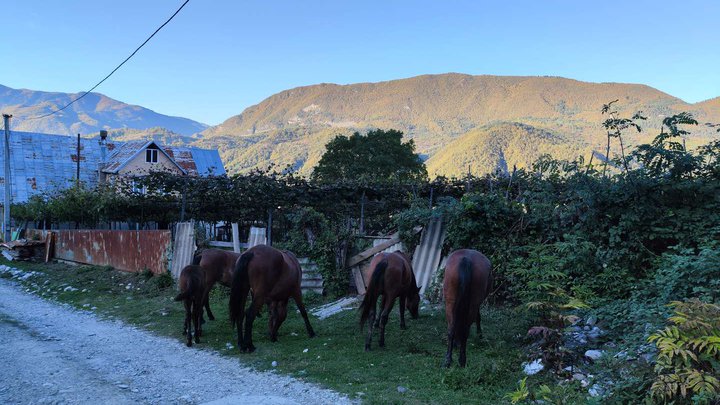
(54, 230), (172, 274)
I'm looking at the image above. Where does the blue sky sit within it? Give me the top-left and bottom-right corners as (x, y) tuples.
(1, 0), (718, 125)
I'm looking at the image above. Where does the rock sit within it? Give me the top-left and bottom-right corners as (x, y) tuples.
(271, 361), (278, 367)
(585, 316), (597, 326)
(117, 384), (129, 389)
(588, 383), (605, 397)
(397, 386), (408, 394)
(572, 373), (586, 381)
(587, 327), (603, 340)
(585, 350), (604, 360)
(225, 343), (233, 350)
(583, 326), (590, 331)
(523, 359), (544, 375)
(302, 348), (308, 353)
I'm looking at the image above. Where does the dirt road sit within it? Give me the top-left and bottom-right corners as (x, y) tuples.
(0, 279), (352, 405)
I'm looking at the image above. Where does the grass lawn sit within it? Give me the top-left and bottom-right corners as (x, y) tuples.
(2, 259), (531, 404)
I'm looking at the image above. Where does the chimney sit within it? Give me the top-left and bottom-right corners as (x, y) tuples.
(99, 130), (108, 162)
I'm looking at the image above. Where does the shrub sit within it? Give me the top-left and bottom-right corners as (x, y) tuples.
(648, 300), (720, 403)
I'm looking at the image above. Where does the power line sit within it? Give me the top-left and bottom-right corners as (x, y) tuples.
(28, 0), (190, 121)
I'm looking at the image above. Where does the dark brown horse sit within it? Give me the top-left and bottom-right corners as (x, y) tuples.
(443, 249), (493, 367)
(174, 264), (207, 347)
(192, 248), (241, 321)
(359, 251), (421, 351)
(229, 245), (316, 352)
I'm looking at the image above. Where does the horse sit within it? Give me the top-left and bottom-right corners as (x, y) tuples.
(442, 249), (493, 367)
(192, 248), (241, 321)
(359, 251), (421, 351)
(174, 264), (207, 347)
(229, 244), (316, 352)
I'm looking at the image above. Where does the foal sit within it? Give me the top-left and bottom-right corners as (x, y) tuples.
(192, 248), (241, 321)
(443, 249), (493, 367)
(359, 251), (421, 351)
(174, 264), (207, 347)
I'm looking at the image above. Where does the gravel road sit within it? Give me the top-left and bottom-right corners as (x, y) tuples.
(0, 277), (353, 405)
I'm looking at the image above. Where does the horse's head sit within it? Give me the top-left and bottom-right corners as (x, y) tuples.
(406, 285), (421, 319)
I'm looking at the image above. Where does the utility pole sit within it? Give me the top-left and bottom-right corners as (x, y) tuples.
(76, 133), (81, 186)
(3, 114), (12, 242)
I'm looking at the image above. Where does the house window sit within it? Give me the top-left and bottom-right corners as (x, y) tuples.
(146, 149), (158, 163)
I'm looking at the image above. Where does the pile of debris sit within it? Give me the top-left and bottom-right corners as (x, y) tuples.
(1, 237), (50, 261)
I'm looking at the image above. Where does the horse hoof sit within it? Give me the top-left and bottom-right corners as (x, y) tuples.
(247, 345), (256, 353)
(364, 344), (371, 352)
(308, 331), (316, 338)
(195, 337), (201, 344)
(400, 324), (407, 330)
(208, 315), (215, 321)
(186, 341), (192, 347)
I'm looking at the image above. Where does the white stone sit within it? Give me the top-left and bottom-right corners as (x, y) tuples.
(523, 359), (544, 375)
(585, 350), (604, 360)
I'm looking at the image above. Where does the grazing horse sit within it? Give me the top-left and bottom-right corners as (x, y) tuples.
(192, 248), (241, 321)
(359, 251), (421, 351)
(174, 264), (207, 347)
(443, 249), (493, 367)
(229, 245), (316, 352)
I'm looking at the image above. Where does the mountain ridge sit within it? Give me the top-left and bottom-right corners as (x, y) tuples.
(0, 84), (207, 136)
(201, 73), (720, 175)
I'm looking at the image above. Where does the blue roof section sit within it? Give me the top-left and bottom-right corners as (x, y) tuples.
(188, 147), (226, 176)
(0, 131), (225, 203)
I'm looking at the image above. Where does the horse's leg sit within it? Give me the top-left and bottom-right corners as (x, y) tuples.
(193, 296), (202, 344)
(268, 301), (279, 342)
(272, 299), (288, 342)
(293, 291), (316, 338)
(236, 286), (249, 352)
(184, 300), (192, 347)
(476, 311), (482, 338)
(458, 335), (468, 368)
(374, 295), (386, 328)
(204, 283), (215, 321)
(243, 296), (264, 353)
(444, 319), (455, 367)
(365, 299), (377, 352)
(399, 293), (407, 330)
(378, 297), (395, 348)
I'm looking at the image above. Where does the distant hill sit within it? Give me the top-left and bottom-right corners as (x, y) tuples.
(203, 73), (720, 176)
(0, 84), (207, 136)
(426, 122), (585, 177)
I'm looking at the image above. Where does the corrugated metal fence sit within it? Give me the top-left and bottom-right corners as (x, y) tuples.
(54, 230), (172, 274)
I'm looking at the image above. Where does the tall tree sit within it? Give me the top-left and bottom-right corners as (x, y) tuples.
(311, 129), (427, 183)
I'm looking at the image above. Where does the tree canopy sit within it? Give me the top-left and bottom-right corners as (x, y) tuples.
(311, 129), (427, 184)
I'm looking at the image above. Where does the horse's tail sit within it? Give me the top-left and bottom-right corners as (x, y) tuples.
(453, 256), (474, 341)
(359, 259), (387, 329)
(174, 275), (193, 302)
(192, 250), (203, 266)
(229, 251), (254, 327)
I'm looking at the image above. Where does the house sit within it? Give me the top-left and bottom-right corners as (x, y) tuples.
(100, 139), (225, 183)
(0, 131), (225, 204)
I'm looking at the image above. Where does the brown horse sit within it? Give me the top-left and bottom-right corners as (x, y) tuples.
(359, 251), (421, 351)
(174, 264), (207, 347)
(229, 245), (316, 352)
(443, 249), (493, 367)
(192, 248), (241, 321)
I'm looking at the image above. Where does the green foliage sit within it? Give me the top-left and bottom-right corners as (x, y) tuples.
(507, 242), (589, 370)
(633, 113), (701, 179)
(279, 207), (352, 298)
(311, 129), (427, 184)
(648, 300), (720, 403)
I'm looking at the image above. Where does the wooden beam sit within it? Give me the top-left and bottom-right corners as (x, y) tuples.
(345, 233), (401, 268)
